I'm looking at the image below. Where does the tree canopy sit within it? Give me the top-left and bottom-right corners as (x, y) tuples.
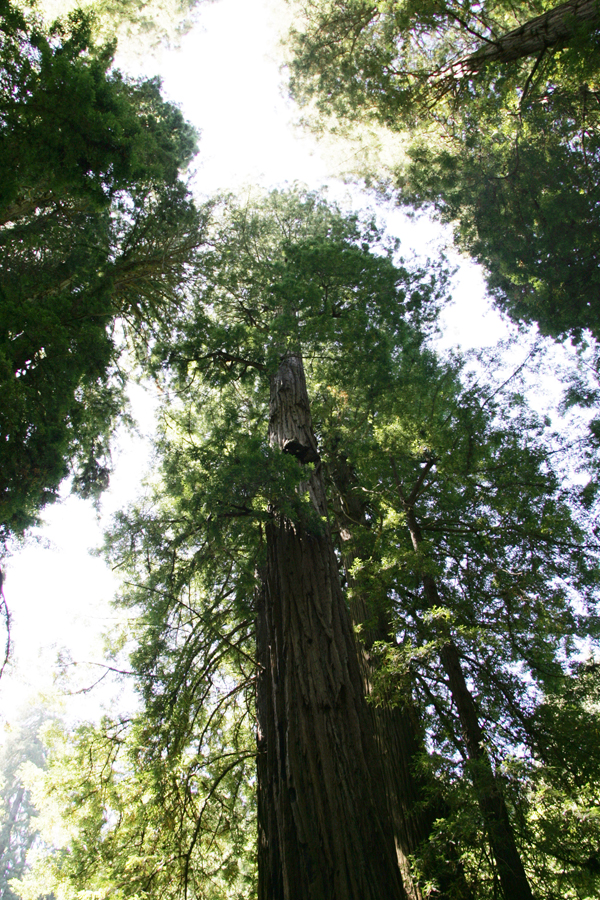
(2, 0), (600, 893)
(286, 0), (600, 340)
(0, 0), (204, 541)
(34, 0), (205, 48)
(14, 190), (600, 900)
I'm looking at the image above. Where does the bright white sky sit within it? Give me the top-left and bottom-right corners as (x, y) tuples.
(0, 0), (506, 726)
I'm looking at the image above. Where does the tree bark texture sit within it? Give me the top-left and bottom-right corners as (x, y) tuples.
(464, 0), (600, 71)
(404, 505), (534, 900)
(256, 353), (406, 900)
(257, 575), (285, 900)
(438, 639), (534, 900)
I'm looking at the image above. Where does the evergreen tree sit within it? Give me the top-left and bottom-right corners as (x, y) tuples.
(317, 339), (600, 897)
(14, 190), (600, 899)
(0, 0), (204, 541)
(143, 188), (444, 900)
(16, 712), (256, 900)
(287, 0), (600, 124)
(0, 707), (55, 900)
(286, 0), (600, 340)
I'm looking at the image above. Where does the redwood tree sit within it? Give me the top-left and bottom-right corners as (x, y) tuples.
(286, 0), (600, 341)
(257, 352), (404, 899)
(156, 189), (448, 899)
(18, 190), (600, 900)
(312, 336), (600, 896)
(287, 0), (600, 123)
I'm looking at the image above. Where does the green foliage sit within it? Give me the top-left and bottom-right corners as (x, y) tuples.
(287, 0), (600, 127)
(286, 0), (600, 340)
(0, 706), (55, 900)
(331, 348), (599, 713)
(415, 661), (600, 898)
(318, 340), (600, 896)
(19, 189), (600, 897)
(0, 3), (197, 211)
(524, 661), (600, 893)
(17, 715), (256, 900)
(150, 187), (444, 385)
(0, 0), (203, 541)
(397, 85), (600, 340)
(33, 0), (207, 49)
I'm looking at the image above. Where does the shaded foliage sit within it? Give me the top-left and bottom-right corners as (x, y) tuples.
(286, 0), (600, 340)
(0, 0), (204, 541)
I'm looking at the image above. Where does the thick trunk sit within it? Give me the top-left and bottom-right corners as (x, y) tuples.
(256, 353), (406, 900)
(347, 581), (474, 900)
(405, 507), (534, 900)
(463, 0), (600, 72)
(256, 575), (284, 900)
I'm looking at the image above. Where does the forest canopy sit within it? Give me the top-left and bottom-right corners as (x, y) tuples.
(0, 0), (203, 540)
(2, 1), (600, 898)
(286, 0), (600, 340)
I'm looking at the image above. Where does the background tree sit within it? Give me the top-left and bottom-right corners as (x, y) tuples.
(0, 706), (56, 900)
(16, 710), (256, 900)
(32, 0), (206, 49)
(394, 87), (600, 341)
(0, 0), (204, 542)
(286, 0), (600, 341)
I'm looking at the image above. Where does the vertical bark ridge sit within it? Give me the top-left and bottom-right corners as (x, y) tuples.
(257, 574), (284, 900)
(257, 352), (406, 900)
(350, 599), (432, 900)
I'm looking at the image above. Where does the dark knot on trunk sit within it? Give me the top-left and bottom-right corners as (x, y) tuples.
(283, 438), (319, 464)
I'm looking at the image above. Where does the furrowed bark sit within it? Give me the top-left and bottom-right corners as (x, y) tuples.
(438, 638), (534, 900)
(256, 574), (284, 900)
(403, 502), (534, 900)
(461, 0), (600, 72)
(256, 353), (406, 900)
(347, 586), (434, 900)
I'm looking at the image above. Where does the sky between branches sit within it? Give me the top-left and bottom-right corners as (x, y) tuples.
(0, 0), (507, 726)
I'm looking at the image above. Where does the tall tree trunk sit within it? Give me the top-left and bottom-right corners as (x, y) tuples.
(403, 503), (535, 900)
(256, 353), (406, 900)
(256, 573), (285, 900)
(462, 0), (600, 72)
(331, 455), (471, 900)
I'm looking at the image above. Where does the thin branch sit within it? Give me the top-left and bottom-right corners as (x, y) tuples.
(480, 341), (541, 411)
(183, 752), (256, 900)
(0, 569), (11, 681)
(519, 46), (547, 110)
